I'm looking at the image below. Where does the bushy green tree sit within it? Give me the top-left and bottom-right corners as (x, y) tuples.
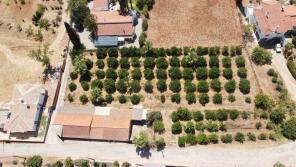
(224, 79), (236, 93)
(199, 93), (209, 106)
(193, 111), (204, 122)
(196, 133), (208, 145)
(26, 155), (43, 167)
(153, 120), (165, 133)
(237, 67), (247, 78)
(209, 67), (220, 79)
(184, 81), (196, 93)
(197, 80), (209, 93)
(255, 93), (272, 110)
(171, 121), (182, 134)
(282, 118), (296, 140)
(144, 81), (153, 93)
(157, 79), (167, 92)
(186, 93), (196, 104)
(169, 67), (182, 80)
(196, 67), (208, 80)
(213, 93), (223, 104)
(156, 69), (167, 79)
(235, 132), (245, 143)
(131, 94), (141, 105)
(222, 57), (232, 68)
(251, 47), (272, 65)
(184, 121), (195, 134)
(210, 79), (221, 92)
(169, 80), (181, 93)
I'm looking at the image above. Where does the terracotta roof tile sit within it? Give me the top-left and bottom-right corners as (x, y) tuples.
(62, 125), (90, 139)
(93, 0), (109, 11)
(93, 11), (132, 24)
(97, 23), (134, 36)
(54, 113), (93, 127)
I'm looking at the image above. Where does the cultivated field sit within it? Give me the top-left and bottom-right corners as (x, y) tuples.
(0, 0), (66, 102)
(147, 0), (243, 47)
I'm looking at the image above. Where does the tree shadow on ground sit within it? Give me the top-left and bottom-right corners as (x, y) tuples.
(136, 147), (152, 159)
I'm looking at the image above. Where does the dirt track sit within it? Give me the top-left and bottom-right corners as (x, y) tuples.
(147, 0), (243, 47)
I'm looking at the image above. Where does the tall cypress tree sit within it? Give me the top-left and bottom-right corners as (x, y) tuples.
(64, 22), (83, 50)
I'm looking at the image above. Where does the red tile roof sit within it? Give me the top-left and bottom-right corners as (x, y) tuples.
(93, 0), (109, 11)
(93, 11), (132, 24)
(97, 23), (134, 36)
(254, 0), (296, 35)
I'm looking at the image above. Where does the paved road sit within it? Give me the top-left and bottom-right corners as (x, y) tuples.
(271, 50), (296, 101)
(1, 141), (296, 166)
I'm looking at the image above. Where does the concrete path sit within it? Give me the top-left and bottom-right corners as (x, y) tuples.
(271, 50), (296, 101)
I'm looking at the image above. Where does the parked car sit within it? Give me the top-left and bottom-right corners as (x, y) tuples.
(275, 43), (282, 53)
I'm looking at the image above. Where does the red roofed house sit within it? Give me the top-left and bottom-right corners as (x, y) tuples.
(90, 0), (137, 47)
(252, 0), (296, 43)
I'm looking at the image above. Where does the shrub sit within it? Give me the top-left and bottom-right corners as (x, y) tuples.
(239, 79), (250, 94)
(221, 134), (233, 143)
(91, 79), (103, 89)
(241, 111), (250, 119)
(245, 97), (251, 103)
(266, 122), (275, 130)
(270, 110), (285, 124)
(131, 68), (142, 80)
(186, 134), (197, 145)
(186, 93), (196, 104)
(205, 110), (216, 121)
(197, 80), (209, 93)
(116, 80), (128, 93)
(228, 94), (236, 102)
(282, 118), (296, 140)
(70, 71), (78, 80)
(234, 132), (245, 143)
(209, 56), (219, 67)
(255, 122), (262, 130)
(195, 122), (205, 131)
(196, 56), (207, 67)
(105, 68), (117, 80)
(213, 93), (222, 104)
(216, 109), (228, 121)
(81, 81), (90, 91)
(230, 46), (236, 57)
(219, 123), (227, 131)
(105, 94), (114, 104)
(142, 18), (148, 31)
(237, 67), (247, 78)
(222, 46), (229, 56)
(169, 57), (180, 67)
(169, 67), (182, 80)
(223, 68), (233, 80)
(104, 79), (116, 94)
(156, 69), (167, 79)
(184, 121), (195, 134)
(199, 93), (209, 106)
(178, 136), (186, 147)
(160, 94), (165, 103)
(157, 79), (167, 92)
(129, 80), (141, 93)
(171, 121), (182, 134)
(119, 58), (130, 69)
(222, 57), (232, 68)
(107, 57), (119, 69)
(139, 32), (147, 47)
(235, 56), (245, 67)
(269, 133), (277, 141)
(96, 48), (107, 59)
(174, 107), (192, 121)
(118, 69), (129, 79)
(258, 133), (267, 140)
(118, 95), (127, 104)
(208, 134), (219, 144)
(259, 111), (269, 119)
(196, 46), (208, 56)
(183, 68), (194, 80)
(144, 81), (153, 93)
(236, 46), (242, 55)
(144, 69), (154, 80)
(96, 59), (105, 69)
(144, 57), (155, 69)
(80, 95), (89, 104)
(287, 57), (296, 79)
(171, 93), (181, 104)
(251, 46), (272, 65)
(193, 111), (204, 122)
(224, 79), (236, 93)
(169, 80), (181, 93)
(85, 59), (93, 70)
(255, 93), (272, 110)
(130, 94), (141, 105)
(108, 47), (118, 57)
(147, 111), (162, 126)
(184, 81), (196, 93)
(68, 82), (77, 92)
(229, 110), (240, 120)
(267, 68), (277, 77)
(196, 133), (209, 145)
(210, 79), (221, 92)
(68, 93), (74, 103)
(155, 137), (166, 151)
(153, 120), (165, 133)
(206, 122), (219, 132)
(156, 57), (168, 69)
(95, 70), (105, 79)
(196, 68), (208, 80)
(131, 58), (141, 67)
(26, 155), (43, 167)
(209, 67), (220, 79)
(247, 132), (256, 141)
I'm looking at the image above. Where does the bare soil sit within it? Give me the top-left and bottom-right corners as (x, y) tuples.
(0, 0), (66, 102)
(147, 0), (243, 48)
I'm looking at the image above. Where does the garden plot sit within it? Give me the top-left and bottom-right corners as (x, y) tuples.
(146, 0), (243, 47)
(66, 46), (260, 112)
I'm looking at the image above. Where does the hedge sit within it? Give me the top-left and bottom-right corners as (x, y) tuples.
(287, 58), (296, 79)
